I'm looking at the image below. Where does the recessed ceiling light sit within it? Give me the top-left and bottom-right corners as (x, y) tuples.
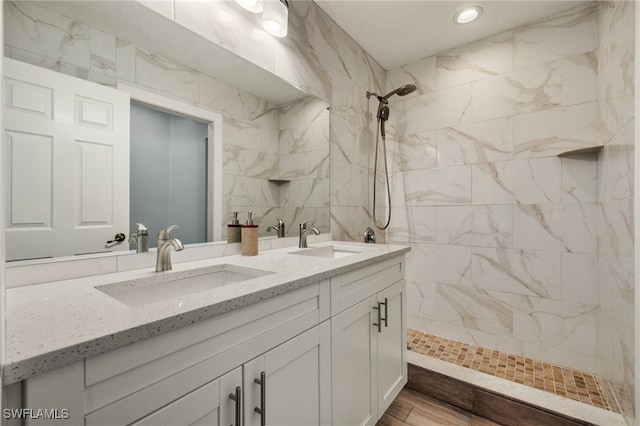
(453, 6), (483, 24)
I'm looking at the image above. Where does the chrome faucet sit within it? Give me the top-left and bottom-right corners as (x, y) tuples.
(129, 223), (149, 253)
(266, 219), (285, 238)
(156, 225), (184, 272)
(299, 220), (320, 248)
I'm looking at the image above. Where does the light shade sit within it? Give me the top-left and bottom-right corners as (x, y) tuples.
(262, 0), (288, 37)
(453, 6), (483, 24)
(235, 0), (263, 14)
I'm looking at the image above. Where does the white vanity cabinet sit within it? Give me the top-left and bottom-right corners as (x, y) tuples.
(8, 251), (408, 426)
(19, 280), (329, 426)
(330, 256), (407, 426)
(129, 323), (331, 426)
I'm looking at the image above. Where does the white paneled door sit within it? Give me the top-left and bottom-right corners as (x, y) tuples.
(3, 58), (130, 261)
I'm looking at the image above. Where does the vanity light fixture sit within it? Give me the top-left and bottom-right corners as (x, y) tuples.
(262, 0), (289, 37)
(235, 0), (264, 14)
(453, 6), (483, 24)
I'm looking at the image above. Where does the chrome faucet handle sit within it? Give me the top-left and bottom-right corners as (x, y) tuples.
(158, 224), (180, 240)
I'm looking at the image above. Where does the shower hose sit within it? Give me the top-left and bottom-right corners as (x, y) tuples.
(373, 120), (392, 230)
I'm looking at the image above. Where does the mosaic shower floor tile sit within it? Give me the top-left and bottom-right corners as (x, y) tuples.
(407, 329), (619, 413)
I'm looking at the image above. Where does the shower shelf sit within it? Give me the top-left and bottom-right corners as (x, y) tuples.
(267, 178), (291, 184)
(557, 145), (603, 157)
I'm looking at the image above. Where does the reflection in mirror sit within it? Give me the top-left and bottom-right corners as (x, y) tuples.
(130, 103), (209, 248)
(3, 0), (329, 262)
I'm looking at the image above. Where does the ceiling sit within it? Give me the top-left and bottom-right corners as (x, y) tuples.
(314, 0), (591, 70)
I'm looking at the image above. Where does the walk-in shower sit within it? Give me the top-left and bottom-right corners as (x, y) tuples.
(366, 84), (417, 229)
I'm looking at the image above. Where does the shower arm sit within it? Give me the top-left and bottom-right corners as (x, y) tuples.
(366, 91), (388, 104)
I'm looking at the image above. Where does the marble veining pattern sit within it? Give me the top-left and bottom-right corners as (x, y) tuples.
(471, 61), (562, 122)
(5, 1), (90, 70)
(513, 102), (598, 158)
(436, 117), (513, 166)
(472, 158), (562, 205)
(436, 30), (513, 90)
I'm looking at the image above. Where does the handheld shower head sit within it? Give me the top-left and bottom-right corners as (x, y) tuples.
(366, 83), (417, 137)
(382, 83), (417, 100)
(364, 83), (417, 231)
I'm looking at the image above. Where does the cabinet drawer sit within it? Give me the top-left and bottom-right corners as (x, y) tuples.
(129, 377), (220, 426)
(85, 280), (328, 413)
(330, 256), (404, 314)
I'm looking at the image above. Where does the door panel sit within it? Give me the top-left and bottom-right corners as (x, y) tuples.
(219, 367), (242, 426)
(245, 326), (325, 426)
(264, 327), (322, 426)
(3, 58), (130, 260)
(376, 280), (407, 415)
(331, 298), (376, 426)
(244, 354), (266, 426)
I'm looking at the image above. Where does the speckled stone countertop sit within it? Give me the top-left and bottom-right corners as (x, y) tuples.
(3, 241), (409, 385)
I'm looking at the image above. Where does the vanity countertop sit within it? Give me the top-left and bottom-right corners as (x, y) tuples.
(3, 241), (409, 385)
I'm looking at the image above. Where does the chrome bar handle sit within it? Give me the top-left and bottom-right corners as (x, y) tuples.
(228, 386), (241, 426)
(373, 303), (382, 333)
(254, 372), (266, 426)
(381, 297), (388, 327)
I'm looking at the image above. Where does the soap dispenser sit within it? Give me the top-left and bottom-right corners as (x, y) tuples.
(241, 211), (259, 256)
(228, 211), (242, 243)
(128, 223), (149, 253)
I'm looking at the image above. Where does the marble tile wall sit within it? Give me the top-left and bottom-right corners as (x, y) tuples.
(387, 3), (606, 375)
(274, 96), (330, 236)
(596, 1), (635, 419)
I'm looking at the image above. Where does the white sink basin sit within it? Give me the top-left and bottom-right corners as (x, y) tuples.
(96, 264), (274, 306)
(289, 245), (364, 259)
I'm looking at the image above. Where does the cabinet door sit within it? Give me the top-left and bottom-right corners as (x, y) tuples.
(219, 367), (243, 426)
(331, 297), (377, 426)
(244, 324), (329, 426)
(375, 280), (407, 416)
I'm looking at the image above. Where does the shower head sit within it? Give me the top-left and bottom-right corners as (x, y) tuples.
(366, 83), (418, 138)
(381, 83), (417, 100)
(366, 84), (417, 104)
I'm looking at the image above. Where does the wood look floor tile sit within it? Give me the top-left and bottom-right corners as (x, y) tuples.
(376, 388), (485, 426)
(377, 413), (409, 426)
(469, 416), (502, 426)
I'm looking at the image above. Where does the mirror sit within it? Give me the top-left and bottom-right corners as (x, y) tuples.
(3, 0), (330, 261)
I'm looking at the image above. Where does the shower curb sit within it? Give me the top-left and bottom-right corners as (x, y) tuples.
(407, 362), (595, 426)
